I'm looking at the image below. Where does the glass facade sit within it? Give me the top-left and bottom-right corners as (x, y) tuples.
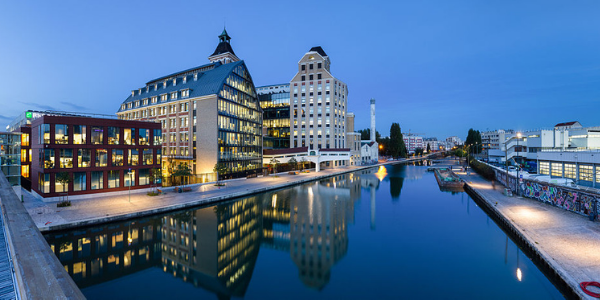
(0, 132), (21, 186)
(259, 87), (290, 149)
(217, 64), (262, 177)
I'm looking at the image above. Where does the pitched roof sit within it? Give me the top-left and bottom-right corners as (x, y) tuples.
(554, 121), (580, 127)
(211, 41), (236, 56)
(118, 60), (245, 112)
(309, 46), (327, 57)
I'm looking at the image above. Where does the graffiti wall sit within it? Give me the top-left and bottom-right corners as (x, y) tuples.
(492, 168), (599, 220)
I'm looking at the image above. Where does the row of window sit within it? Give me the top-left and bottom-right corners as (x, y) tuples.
(38, 169), (154, 194)
(40, 148), (160, 169)
(39, 124), (161, 146)
(539, 161), (600, 182)
(124, 89), (191, 110)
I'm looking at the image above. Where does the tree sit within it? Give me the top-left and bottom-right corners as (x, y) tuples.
(388, 123), (407, 159)
(358, 128), (381, 141)
(270, 158), (280, 174)
(173, 163), (192, 187)
(465, 128), (483, 154)
(288, 157), (298, 170)
(55, 172), (72, 203)
(415, 148), (424, 156)
(149, 167), (161, 193)
(213, 162), (227, 186)
(300, 157), (308, 171)
(426, 143), (431, 153)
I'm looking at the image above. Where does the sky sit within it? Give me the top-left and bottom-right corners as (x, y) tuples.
(1, 0), (599, 140)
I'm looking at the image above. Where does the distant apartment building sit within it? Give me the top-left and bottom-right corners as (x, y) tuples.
(403, 135), (424, 153)
(257, 84), (290, 149)
(445, 136), (463, 149)
(423, 137), (439, 152)
(28, 114), (161, 198)
(290, 47), (347, 151)
(116, 30), (262, 180)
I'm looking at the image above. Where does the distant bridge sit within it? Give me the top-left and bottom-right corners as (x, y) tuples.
(263, 147), (350, 172)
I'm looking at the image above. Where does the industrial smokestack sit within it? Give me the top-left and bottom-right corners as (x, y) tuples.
(370, 98), (376, 142)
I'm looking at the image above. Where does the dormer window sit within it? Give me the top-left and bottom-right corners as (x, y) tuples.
(143, 98), (149, 105)
(163, 81), (167, 88)
(146, 86), (149, 92)
(151, 96), (157, 103)
(160, 94), (167, 102)
(183, 77), (187, 84)
(138, 88), (142, 94)
(131, 91), (135, 97)
(173, 78), (177, 86)
(194, 73), (198, 81)
(171, 92), (178, 100)
(181, 89), (189, 98)
(154, 84), (158, 91)
(121, 104), (126, 110)
(135, 101), (140, 107)
(128, 103), (132, 109)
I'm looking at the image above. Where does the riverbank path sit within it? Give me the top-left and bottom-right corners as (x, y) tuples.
(458, 169), (600, 299)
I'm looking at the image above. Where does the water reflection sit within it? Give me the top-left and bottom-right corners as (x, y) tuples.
(45, 168), (390, 296)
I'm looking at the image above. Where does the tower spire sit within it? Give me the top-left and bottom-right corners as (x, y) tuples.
(209, 28), (239, 64)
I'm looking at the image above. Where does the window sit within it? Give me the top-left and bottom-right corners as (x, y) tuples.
(21, 133), (29, 147)
(43, 149), (55, 169)
(139, 129), (149, 145)
(125, 170), (135, 187)
(171, 92), (178, 100)
(564, 164), (576, 179)
(156, 149), (161, 163)
(181, 90), (189, 98)
(108, 127), (120, 144)
(95, 149), (107, 167)
(39, 173), (50, 193)
(301, 65), (306, 71)
(318, 63), (322, 69)
(551, 162), (562, 177)
(143, 149), (153, 165)
(78, 149), (91, 168)
(153, 129), (162, 145)
(539, 162), (549, 175)
(112, 149), (123, 166)
(124, 128), (135, 145)
(309, 64), (313, 70)
(128, 149), (139, 166)
(21, 165), (29, 178)
(73, 125), (86, 144)
(91, 171), (103, 190)
(579, 165), (593, 182)
(160, 94), (167, 102)
(309, 74), (313, 80)
(73, 172), (86, 191)
(151, 96), (157, 103)
(41, 124), (50, 144)
(139, 169), (150, 185)
(91, 127), (103, 144)
(108, 170), (120, 188)
(59, 149), (73, 168)
(301, 75), (305, 81)
(318, 74), (322, 79)
(55, 173), (69, 192)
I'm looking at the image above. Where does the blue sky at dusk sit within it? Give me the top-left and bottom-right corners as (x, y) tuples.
(1, 0), (599, 139)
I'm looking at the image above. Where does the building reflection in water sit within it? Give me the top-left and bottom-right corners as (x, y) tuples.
(45, 167), (405, 295)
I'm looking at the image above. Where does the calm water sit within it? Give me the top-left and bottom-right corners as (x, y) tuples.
(44, 163), (564, 299)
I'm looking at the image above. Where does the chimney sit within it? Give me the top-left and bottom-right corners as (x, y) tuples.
(370, 98), (376, 142)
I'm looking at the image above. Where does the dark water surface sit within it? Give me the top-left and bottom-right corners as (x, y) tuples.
(44, 164), (564, 299)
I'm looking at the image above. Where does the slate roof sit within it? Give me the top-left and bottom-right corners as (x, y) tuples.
(119, 60), (246, 112)
(309, 46), (327, 57)
(212, 41), (236, 56)
(554, 121), (580, 127)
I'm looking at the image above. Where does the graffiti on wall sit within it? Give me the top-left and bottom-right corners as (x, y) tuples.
(493, 169), (598, 219)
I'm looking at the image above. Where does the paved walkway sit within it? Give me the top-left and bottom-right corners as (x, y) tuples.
(24, 165), (379, 232)
(458, 168), (600, 299)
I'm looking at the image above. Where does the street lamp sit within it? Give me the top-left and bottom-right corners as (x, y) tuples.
(516, 132), (522, 195)
(128, 168), (133, 203)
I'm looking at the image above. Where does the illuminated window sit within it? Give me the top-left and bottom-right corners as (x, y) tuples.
(551, 162), (562, 177)
(564, 164), (576, 179)
(78, 149), (91, 168)
(95, 149), (107, 167)
(73, 125), (86, 144)
(579, 165), (593, 182)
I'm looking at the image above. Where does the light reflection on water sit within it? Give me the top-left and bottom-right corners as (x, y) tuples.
(44, 164), (564, 299)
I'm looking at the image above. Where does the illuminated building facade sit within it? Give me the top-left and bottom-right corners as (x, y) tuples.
(117, 29), (262, 180)
(0, 131), (21, 186)
(257, 84), (290, 149)
(290, 47), (348, 155)
(30, 115), (161, 198)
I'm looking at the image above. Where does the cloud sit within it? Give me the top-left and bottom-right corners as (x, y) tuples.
(60, 101), (87, 111)
(0, 114), (12, 120)
(19, 101), (56, 111)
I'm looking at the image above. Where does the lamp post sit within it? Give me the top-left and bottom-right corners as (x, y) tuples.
(128, 168), (132, 203)
(516, 132), (522, 196)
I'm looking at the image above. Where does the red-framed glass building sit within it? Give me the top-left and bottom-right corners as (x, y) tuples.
(30, 115), (161, 198)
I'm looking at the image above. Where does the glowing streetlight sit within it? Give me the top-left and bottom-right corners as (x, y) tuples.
(516, 268), (522, 281)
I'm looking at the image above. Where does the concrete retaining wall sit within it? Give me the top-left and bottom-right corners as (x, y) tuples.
(0, 172), (85, 299)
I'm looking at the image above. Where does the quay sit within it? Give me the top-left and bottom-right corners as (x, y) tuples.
(458, 166), (600, 299)
(23, 157), (431, 233)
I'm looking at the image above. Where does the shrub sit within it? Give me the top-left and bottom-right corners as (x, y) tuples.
(147, 191), (160, 196)
(469, 158), (496, 181)
(57, 200), (71, 207)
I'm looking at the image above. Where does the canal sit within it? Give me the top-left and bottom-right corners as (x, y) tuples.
(43, 163), (565, 299)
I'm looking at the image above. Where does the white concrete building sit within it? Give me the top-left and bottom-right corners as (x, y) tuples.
(403, 135), (424, 153)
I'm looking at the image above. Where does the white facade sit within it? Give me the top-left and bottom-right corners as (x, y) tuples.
(361, 141), (378, 164)
(403, 136), (424, 153)
(445, 136), (463, 149)
(423, 138), (440, 152)
(290, 47), (347, 151)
